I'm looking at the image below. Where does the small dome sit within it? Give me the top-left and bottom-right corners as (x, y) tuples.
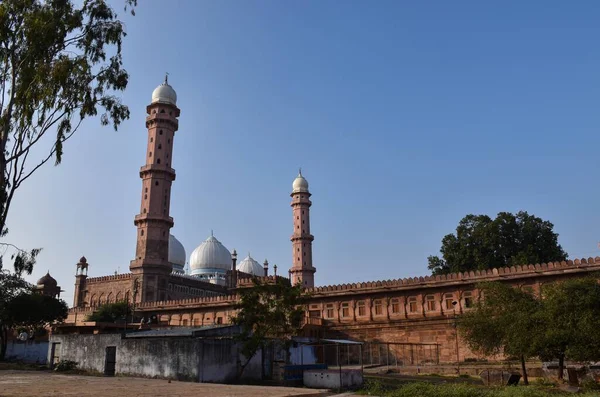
(151, 76), (177, 106)
(237, 255), (264, 276)
(190, 234), (232, 273)
(168, 234), (186, 273)
(37, 272), (57, 286)
(292, 169), (309, 193)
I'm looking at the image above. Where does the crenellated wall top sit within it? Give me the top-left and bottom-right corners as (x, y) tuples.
(86, 273), (132, 283)
(306, 257), (600, 295)
(136, 293), (238, 310)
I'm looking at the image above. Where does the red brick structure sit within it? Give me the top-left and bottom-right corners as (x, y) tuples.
(63, 79), (597, 364)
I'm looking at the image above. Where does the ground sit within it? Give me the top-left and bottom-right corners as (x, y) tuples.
(0, 371), (330, 397)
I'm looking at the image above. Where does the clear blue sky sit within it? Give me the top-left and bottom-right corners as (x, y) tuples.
(6, 0), (600, 301)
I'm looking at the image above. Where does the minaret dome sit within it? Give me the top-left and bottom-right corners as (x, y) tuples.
(151, 75), (177, 106)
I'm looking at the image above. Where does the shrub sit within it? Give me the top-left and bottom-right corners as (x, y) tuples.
(54, 360), (78, 372)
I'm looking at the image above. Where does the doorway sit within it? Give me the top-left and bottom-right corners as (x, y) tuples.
(104, 346), (117, 376)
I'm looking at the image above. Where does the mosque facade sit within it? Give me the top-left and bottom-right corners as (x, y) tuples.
(64, 80), (600, 363)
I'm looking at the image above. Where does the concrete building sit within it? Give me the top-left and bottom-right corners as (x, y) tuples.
(61, 78), (600, 365)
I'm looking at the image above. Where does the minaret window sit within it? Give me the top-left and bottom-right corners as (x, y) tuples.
(140, 230), (144, 236)
(155, 181), (159, 186)
(158, 144), (162, 149)
(157, 159), (161, 164)
(159, 129), (163, 135)
(144, 194), (147, 200)
(149, 152), (152, 157)
(150, 137), (153, 142)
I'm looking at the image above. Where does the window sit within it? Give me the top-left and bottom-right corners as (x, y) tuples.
(357, 301), (366, 316)
(150, 137), (153, 142)
(445, 293), (455, 310)
(140, 230), (144, 236)
(325, 304), (334, 319)
(341, 302), (350, 318)
(391, 298), (400, 313)
(159, 129), (163, 135)
(374, 299), (383, 315)
(158, 144), (162, 149)
(155, 181), (159, 186)
(426, 295), (436, 311)
(157, 158), (161, 164)
(216, 317), (223, 324)
(182, 319), (188, 326)
(463, 291), (473, 308)
(193, 319), (200, 326)
(168, 138), (171, 144)
(149, 151), (152, 157)
(408, 296), (417, 313)
(144, 194), (147, 200)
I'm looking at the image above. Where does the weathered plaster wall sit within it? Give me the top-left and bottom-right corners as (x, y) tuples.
(49, 334), (262, 383)
(6, 341), (49, 364)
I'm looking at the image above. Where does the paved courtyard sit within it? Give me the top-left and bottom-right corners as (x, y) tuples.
(0, 371), (329, 397)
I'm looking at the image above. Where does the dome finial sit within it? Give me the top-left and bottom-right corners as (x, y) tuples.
(165, 72), (169, 84)
(211, 229), (213, 237)
(298, 167), (302, 176)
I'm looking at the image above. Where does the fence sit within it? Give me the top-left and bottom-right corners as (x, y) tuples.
(362, 342), (440, 367)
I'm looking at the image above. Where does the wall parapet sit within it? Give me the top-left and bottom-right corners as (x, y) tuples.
(136, 293), (238, 310)
(86, 273), (132, 283)
(306, 257), (600, 294)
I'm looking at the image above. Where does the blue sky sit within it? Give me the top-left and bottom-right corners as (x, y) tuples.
(6, 0), (600, 301)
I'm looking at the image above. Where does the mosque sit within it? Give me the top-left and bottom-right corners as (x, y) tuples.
(62, 78), (600, 364)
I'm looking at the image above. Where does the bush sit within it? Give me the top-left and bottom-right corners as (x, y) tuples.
(54, 360), (78, 372)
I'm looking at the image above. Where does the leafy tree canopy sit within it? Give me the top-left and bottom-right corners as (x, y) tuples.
(0, 0), (136, 271)
(428, 211), (567, 275)
(231, 277), (306, 378)
(458, 282), (542, 384)
(86, 301), (129, 323)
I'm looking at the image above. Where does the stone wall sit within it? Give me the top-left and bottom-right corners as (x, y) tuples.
(48, 333), (262, 383)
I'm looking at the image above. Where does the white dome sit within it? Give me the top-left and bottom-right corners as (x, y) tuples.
(151, 77), (177, 106)
(168, 234), (186, 273)
(190, 234), (232, 274)
(237, 255), (264, 277)
(292, 169), (309, 193)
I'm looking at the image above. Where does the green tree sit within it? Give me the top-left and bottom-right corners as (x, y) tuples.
(86, 301), (130, 323)
(428, 211), (567, 275)
(4, 292), (68, 337)
(537, 277), (600, 380)
(0, 269), (30, 360)
(0, 0), (136, 270)
(231, 277), (306, 379)
(457, 282), (542, 385)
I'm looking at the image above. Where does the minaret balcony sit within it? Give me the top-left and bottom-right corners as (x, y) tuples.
(139, 165), (176, 179)
(290, 234), (314, 242)
(134, 213), (174, 227)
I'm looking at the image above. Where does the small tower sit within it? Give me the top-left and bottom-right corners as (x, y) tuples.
(129, 76), (180, 302)
(73, 256), (88, 307)
(263, 259), (269, 277)
(289, 169), (316, 287)
(230, 249), (238, 288)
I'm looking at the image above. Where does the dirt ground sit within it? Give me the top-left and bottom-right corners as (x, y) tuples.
(0, 371), (329, 397)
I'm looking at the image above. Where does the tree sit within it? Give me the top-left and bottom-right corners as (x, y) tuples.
(537, 277), (600, 380)
(428, 211), (567, 275)
(457, 282), (542, 385)
(231, 277), (306, 379)
(86, 301), (129, 323)
(4, 292), (68, 337)
(0, 0), (136, 270)
(0, 269), (30, 360)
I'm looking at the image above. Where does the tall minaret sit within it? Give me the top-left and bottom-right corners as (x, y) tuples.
(130, 76), (180, 302)
(289, 169), (315, 287)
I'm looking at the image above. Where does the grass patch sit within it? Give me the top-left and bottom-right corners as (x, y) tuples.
(357, 379), (600, 397)
(0, 361), (47, 371)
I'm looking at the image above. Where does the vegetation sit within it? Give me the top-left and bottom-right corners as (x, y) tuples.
(428, 211), (567, 275)
(458, 277), (600, 381)
(0, 0), (136, 271)
(358, 379), (600, 397)
(230, 277), (306, 379)
(86, 301), (130, 323)
(0, 270), (68, 360)
(53, 360), (78, 372)
(458, 282), (541, 384)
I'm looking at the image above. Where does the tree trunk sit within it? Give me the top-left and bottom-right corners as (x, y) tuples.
(520, 355), (529, 385)
(558, 355), (564, 381)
